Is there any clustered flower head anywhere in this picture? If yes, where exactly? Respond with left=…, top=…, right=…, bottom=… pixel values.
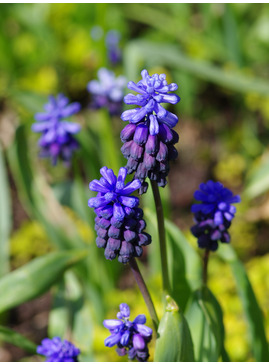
left=87, top=68, right=126, bottom=115
left=32, top=94, right=81, bottom=165
left=37, top=337, right=80, bottom=362
left=105, top=30, right=122, bottom=65
left=120, top=69, right=180, bottom=193
left=191, top=180, right=241, bottom=251
left=88, top=167, right=151, bottom=263
left=104, top=303, right=152, bottom=362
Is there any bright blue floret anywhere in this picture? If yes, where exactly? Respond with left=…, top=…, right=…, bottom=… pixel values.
left=32, top=94, right=81, bottom=165
left=37, top=337, right=80, bottom=362
left=121, top=69, right=180, bottom=135
left=88, top=167, right=151, bottom=263
left=104, top=303, right=152, bottom=362
left=191, top=180, right=241, bottom=251
left=87, top=68, right=126, bottom=115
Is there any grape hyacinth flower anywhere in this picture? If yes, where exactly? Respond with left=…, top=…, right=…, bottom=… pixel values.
left=87, top=68, right=126, bottom=115
left=32, top=94, right=81, bottom=165
left=104, top=303, right=152, bottom=362
left=106, top=30, right=122, bottom=65
left=191, top=180, right=241, bottom=251
left=120, top=70, right=180, bottom=193
left=88, top=167, right=151, bottom=263
left=37, top=337, right=80, bottom=362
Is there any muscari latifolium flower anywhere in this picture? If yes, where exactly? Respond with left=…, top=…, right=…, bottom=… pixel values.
left=32, top=94, right=81, bottom=166
left=120, top=69, right=180, bottom=194
left=87, top=68, right=126, bottom=115
left=104, top=303, right=152, bottom=362
left=191, top=180, right=241, bottom=251
left=37, top=337, right=80, bottom=362
left=88, top=166, right=151, bottom=263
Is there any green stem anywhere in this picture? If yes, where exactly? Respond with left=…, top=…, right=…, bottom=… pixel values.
left=150, top=180, right=171, bottom=294
left=129, top=258, right=159, bottom=333
left=202, top=248, right=210, bottom=285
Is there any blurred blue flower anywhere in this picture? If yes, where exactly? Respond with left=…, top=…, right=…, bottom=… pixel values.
left=90, top=25, right=104, bottom=41
left=121, top=69, right=180, bottom=135
left=191, top=180, right=241, bottom=251
left=120, top=70, right=180, bottom=193
left=88, top=167, right=151, bottom=263
left=106, top=30, right=122, bottom=65
left=87, top=68, right=126, bottom=115
left=37, top=337, right=80, bottom=362
left=104, top=303, right=152, bottom=362
left=32, top=94, right=81, bottom=165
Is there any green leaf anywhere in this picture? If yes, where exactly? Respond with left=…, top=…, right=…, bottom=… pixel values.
left=0, top=250, right=87, bottom=313
left=0, top=145, right=11, bottom=276
left=0, top=325, right=37, bottom=354
left=165, top=219, right=202, bottom=310
left=185, top=286, right=224, bottom=362
left=218, top=244, right=269, bottom=361
left=244, top=158, right=269, bottom=199
left=125, top=40, right=269, bottom=96
left=155, top=296, right=194, bottom=362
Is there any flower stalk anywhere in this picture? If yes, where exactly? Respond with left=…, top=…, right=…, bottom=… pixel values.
left=129, top=258, right=159, bottom=333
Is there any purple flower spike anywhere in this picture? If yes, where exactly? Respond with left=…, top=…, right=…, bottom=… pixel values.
left=191, top=180, right=240, bottom=251
left=87, top=68, right=126, bottom=115
left=37, top=337, right=80, bottom=362
left=103, top=303, right=152, bottom=362
left=88, top=167, right=152, bottom=263
left=106, top=30, right=122, bottom=65
left=120, top=70, right=180, bottom=193
left=32, top=94, right=81, bottom=165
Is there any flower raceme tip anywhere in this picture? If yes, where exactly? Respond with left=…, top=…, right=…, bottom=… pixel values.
left=104, top=303, right=152, bottom=362
left=37, top=337, right=80, bottom=362
left=191, top=180, right=241, bottom=251
left=121, top=69, right=180, bottom=135
left=88, top=167, right=151, bottom=263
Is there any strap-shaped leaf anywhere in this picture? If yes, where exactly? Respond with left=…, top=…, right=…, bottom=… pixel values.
left=218, top=244, right=269, bottom=361
left=0, top=146, right=11, bottom=276
left=0, top=250, right=87, bottom=313
left=185, top=286, right=224, bottom=362
left=154, top=296, right=194, bottom=362
left=0, top=325, right=37, bottom=354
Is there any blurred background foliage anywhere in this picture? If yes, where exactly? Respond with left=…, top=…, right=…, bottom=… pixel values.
left=0, top=3, right=269, bottom=362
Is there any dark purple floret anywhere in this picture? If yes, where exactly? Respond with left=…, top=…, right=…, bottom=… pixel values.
left=37, top=337, right=80, bottom=362
left=87, top=68, right=126, bottom=115
left=88, top=167, right=151, bottom=263
left=104, top=303, right=152, bottom=362
left=32, top=94, right=81, bottom=165
left=190, top=180, right=241, bottom=251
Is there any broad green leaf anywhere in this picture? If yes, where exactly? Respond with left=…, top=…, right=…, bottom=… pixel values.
left=155, top=296, right=194, bottom=362
left=185, top=286, right=224, bottom=362
left=125, top=40, right=269, bottom=96
left=0, top=146, right=11, bottom=276
left=0, top=325, right=37, bottom=354
left=0, top=250, right=87, bottom=313
left=218, top=244, right=269, bottom=361
left=165, top=219, right=202, bottom=310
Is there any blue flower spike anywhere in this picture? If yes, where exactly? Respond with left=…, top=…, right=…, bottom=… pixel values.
left=88, top=167, right=151, bottom=263
left=37, top=337, right=80, bottom=362
left=87, top=68, right=126, bottom=115
left=104, top=303, right=152, bottom=362
left=191, top=180, right=241, bottom=251
left=120, top=69, right=180, bottom=193
left=32, top=94, right=81, bottom=165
